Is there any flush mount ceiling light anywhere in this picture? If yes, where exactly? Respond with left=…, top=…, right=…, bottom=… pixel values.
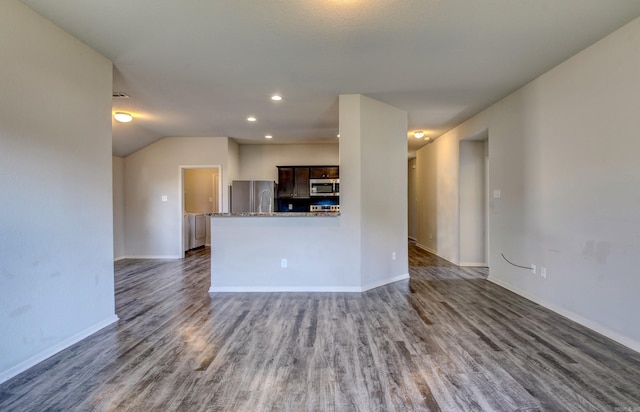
left=414, top=131, right=425, bottom=139
left=247, top=116, right=257, bottom=122
left=265, top=135, right=273, bottom=139
left=114, top=112, right=133, bottom=123
left=271, top=95, right=282, bottom=101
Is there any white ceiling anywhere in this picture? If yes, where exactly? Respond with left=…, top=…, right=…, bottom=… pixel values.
left=19, top=0, right=640, bottom=157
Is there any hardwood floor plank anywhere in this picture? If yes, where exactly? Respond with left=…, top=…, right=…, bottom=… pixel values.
left=1, top=245, right=639, bottom=411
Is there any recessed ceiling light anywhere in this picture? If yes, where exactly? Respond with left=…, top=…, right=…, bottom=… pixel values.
left=265, top=135, right=273, bottom=139
left=247, top=116, right=257, bottom=122
left=114, top=112, right=133, bottom=123
left=337, top=134, right=340, bottom=138
left=271, top=95, right=282, bottom=101
left=414, top=131, right=425, bottom=139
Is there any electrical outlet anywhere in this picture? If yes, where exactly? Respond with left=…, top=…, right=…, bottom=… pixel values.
left=281, top=259, right=287, bottom=268
left=161, top=195, right=168, bottom=202
left=392, top=252, right=396, bottom=260
left=531, top=264, right=536, bottom=275
left=541, top=267, right=547, bottom=278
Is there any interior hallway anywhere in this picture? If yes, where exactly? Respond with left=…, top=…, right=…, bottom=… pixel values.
left=0, top=245, right=639, bottom=411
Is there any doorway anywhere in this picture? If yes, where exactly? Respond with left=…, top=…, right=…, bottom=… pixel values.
left=180, top=166, right=222, bottom=257
left=459, top=132, right=489, bottom=267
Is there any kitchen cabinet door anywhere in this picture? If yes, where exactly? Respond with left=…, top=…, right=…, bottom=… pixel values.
left=295, top=167, right=310, bottom=198
left=324, top=166, right=339, bottom=179
left=277, top=167, right=310, bottom=198
left=310, top=166, right=339, bottom=179
left=277, top=167, right=294, bottom=198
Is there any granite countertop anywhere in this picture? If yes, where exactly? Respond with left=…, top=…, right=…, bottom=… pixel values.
left=206, top=212, right=340, bottom=217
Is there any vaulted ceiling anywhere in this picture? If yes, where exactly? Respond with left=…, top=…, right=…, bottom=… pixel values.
left=19, top=0, right=640, bottom=157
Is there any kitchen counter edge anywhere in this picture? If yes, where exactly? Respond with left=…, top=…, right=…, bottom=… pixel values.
left=206, top=212, right=340, bottom=217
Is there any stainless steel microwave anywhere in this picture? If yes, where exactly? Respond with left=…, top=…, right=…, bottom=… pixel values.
left=310, top=178, right=339, bottom=196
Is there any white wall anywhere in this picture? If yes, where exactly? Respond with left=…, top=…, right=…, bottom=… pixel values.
left=210, top=95, right=408, bottom=292
left=124, top=137, right=231, bottom=258
left=227, top=139, right=240, bottom=184
left=408, top=158, right=418, bottom=240
left=415, top=16, right=640, bottom=350
left=211, top=216, right=360, bottom=291
left=415, top=141, right=440, bottom=255
left=357, top=95, right=409, bottom=289
left=459, top=140, right=486, bottom=266
left=239, top=143, right=339, bottom=181
left=0, top=0, right=117, bottom=382
left=113, top=157, right=126, bottom=260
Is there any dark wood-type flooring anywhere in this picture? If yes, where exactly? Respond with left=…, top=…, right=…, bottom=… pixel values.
left=1, top=244, right=640, bottom=411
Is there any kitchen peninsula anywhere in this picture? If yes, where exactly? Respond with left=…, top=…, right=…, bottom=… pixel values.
left=208, top=94, right=408, bottom=295
left=208, top=211, right=355, bottom=293
left=208, top=211, right=339, bottom=217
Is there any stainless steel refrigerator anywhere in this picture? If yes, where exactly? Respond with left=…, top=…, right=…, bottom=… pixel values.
left=230, top=180, right=275, bottom=213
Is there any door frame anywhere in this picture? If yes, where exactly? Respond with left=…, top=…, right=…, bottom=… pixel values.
left=179, top=165, right=222, bottom=258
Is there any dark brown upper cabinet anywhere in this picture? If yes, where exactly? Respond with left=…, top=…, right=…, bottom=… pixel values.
left=277, top=167, right=310, bottom=198
left=310, top=166, right=339, bottom=179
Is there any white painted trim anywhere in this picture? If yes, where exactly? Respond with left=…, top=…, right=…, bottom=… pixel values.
left=0, top=314, right=119, bottom=384
left=209, top=274, right=412, bottom=294
left=114, top=256, right=127, bottom=262
left=415, top=243, right=437, bottom=255
left=122, top=255, right=181, bottom=260
left=459, top=261, right=488, bottom=267
left=361, top=273, right=410, bottom=292
left=209, top=286, right=362, bottom=293
left=180, top=165, right=222, bottom=258
left=487, top=277, right=640, bottom=354
left=415, top=243, right=460, bottom=266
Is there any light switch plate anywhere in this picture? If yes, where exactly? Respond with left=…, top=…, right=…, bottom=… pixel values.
left=493, top=190, right=502, bottom=199
left=161, top=195, right=168, bottom=202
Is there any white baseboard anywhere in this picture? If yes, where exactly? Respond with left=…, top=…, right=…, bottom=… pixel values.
left=114, top=256, right=126, bottom=262
left=209, top=286, right=362, bottom=293
left=0, top=314, right=119, bottom=384
left=209, top=274, right=411, bottom=294
left=459, top=261, right=488, bottom=267
left=361, top=273, right=410, bottom=292
left=415, top=244, right=460, bottom=265
left=122, top=255, right=180, bottom=260
left=415, top=243, right=437, bottom=255
left=488, top=277, right=640, bottom=354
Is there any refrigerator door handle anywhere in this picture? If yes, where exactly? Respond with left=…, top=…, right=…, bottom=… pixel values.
left=249, top=182, right=254, bottom=213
